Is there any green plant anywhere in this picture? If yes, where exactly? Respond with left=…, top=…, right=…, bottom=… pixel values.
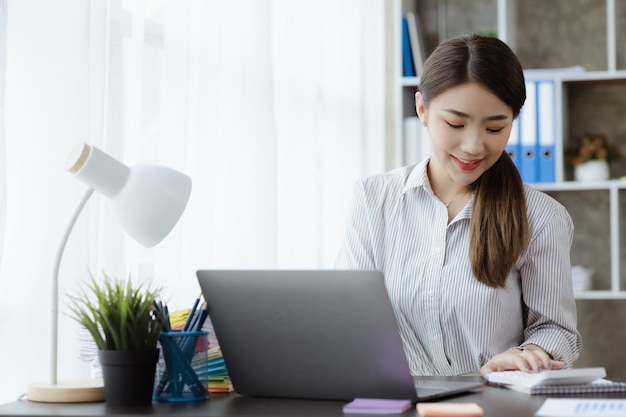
left=564, top=134, right=622, bottom=167
left=476, top=30, right=498, bottom=38
left=67, top=273, right=164, bottom=351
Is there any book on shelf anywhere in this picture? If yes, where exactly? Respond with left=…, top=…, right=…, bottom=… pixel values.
left=405, top=12, right=425, bottom=76
left=501, top=378, right=626, bottom=395
left=512, top=77, right=557, bottom=184
left=401, top=15, right=415, bottom=77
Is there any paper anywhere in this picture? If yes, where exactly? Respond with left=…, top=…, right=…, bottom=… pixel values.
left=535, top=399, right=626, bottom=416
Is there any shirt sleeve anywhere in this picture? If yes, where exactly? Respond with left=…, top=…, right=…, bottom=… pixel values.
left=519, top=200, right=582, bottom=366
left=334, top=180, right=377, bottom=270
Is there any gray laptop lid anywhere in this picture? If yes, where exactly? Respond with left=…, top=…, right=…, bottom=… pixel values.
left=196, top=269, right=482, bottom=401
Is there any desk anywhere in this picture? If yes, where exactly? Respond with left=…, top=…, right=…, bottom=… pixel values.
left=1, top=385, right=626, bottom=417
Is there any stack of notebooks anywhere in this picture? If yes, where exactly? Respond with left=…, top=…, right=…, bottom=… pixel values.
left=208, top=347, right=232, bottom=393
left=204, top=317, right=233, bottom=393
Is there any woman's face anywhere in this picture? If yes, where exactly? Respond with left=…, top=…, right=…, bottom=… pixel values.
left=415, top=82, right=513, bottom=188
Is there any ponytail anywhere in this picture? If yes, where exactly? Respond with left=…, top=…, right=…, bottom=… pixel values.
left=469, top=152, right=529, bottom=288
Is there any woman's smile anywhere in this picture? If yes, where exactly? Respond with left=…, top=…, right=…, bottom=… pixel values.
left=452, top=155, right=483, bottom=171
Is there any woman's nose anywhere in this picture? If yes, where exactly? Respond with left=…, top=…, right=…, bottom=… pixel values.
left=459, top=129, right=485, bottom=155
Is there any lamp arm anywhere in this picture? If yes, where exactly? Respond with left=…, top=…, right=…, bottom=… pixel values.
left=50, top=187, right=94, bottom=385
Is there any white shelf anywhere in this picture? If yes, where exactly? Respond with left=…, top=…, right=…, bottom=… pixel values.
left=560, top=70, right=626, bottom=82
left=531, top=180, right=626, bottom=192
left=574, top=291, right=626, bottom=300
left=399, top=77, right=419, bottom=87
left=533, top=180, right=623, bottom=298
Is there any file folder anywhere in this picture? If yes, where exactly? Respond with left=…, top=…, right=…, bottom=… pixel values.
left=401, top=15, right=415, bottom=77
left=519, top=81, right=538, bottom=182
left=406, top=12, right=425, bottom=75
left=537, top=80, right=556, bottom=183
left=506, top=118, right=521, bottom=172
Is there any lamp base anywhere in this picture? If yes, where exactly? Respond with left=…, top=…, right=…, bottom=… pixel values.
left=27, top=379, right=105, bottom=403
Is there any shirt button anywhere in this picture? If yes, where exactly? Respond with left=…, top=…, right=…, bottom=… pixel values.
left=428, top=290, right=435, bottom=297
left=432, top=335, right=439, bottom=342
left=434, top=247, right=441, bottom=254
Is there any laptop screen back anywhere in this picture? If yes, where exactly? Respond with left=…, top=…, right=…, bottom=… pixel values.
left=196, top=269, right=418, bottom=401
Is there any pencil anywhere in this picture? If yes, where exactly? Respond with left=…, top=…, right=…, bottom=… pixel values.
left=183, top=293, right=202, bottom=331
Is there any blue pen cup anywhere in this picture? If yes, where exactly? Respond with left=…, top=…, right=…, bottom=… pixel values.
left=153, top=330, right=210, bottom=402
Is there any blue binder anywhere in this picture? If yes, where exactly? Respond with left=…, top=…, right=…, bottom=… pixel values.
left=519, top=81, right=539, bottom=183
left=506, top=118, right=521, bottom=172
left=537, top=80, right=556, bottom=183
left=401, top=15, right=415, bottom=77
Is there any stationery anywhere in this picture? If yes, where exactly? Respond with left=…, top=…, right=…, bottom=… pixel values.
left=537, top=79, right=556, bottom=182
left=535, top=399, right=626, bottom=416
left=519, top=80, right=538, bottom=182
left=504, top=378, right=626, bottom=395
left=416, top=402, right=483, bottom=417
left=343, top=398, right=412, bottom=414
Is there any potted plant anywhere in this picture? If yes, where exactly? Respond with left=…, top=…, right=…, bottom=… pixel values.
left=564, top=134, right=622, bottom=181
left=67, top=273, right=164, bottom=406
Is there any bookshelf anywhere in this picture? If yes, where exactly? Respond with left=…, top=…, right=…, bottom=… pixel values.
left=393, top=0, right=626, bottom=298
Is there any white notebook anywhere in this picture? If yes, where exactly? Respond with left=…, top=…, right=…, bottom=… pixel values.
left=487, top=367, right=606, bottom=388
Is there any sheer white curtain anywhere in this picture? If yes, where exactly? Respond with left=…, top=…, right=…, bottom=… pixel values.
left=0, top=0, right=385, bottom=404
left=0, top=0, right=6, bottom=267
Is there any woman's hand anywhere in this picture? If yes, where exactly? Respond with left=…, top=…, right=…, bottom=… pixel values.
left=480, top=344, right=566, bottom=378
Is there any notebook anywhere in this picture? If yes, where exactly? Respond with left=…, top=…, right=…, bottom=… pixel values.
left=500, top=378, right=626, bottom=395
left=196, top=269, right=483, bottom=401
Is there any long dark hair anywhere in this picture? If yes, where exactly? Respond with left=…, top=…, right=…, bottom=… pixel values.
left=418, top=33, right=529, bottom=288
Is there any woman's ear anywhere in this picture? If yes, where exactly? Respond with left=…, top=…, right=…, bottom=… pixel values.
left=415, top=91, right=427, bottom=126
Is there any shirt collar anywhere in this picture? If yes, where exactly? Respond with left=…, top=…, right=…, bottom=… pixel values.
left=402, top=158, right=475, bottom=220
left=403, top=158, right=431, bottom=195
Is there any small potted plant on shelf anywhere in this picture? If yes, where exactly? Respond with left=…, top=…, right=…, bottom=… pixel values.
left=67, top=273, right=164, bottom=406
left=564, top=134, right=622, bottom=181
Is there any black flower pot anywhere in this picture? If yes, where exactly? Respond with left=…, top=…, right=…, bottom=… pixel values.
left=98, top=349, right=159, bottom=407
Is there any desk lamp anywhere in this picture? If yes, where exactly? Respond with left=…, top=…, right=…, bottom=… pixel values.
left=26, top=143, right=192, bottom=403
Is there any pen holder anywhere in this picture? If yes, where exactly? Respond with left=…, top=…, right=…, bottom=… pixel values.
left=153, top=329, right=210, bottom=402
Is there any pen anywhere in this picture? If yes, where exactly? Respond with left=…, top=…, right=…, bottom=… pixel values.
left=183, top=293, right=202, bottom=331
left=189, top=302, right=208, bottom=332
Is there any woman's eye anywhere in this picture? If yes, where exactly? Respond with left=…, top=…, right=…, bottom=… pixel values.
left=446, top=122, right=463, bottom=129
left=487, top=127, right=505, bottom=133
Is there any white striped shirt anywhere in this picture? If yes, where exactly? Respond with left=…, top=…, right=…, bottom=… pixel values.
left=335, top=160, right=582, bottom=376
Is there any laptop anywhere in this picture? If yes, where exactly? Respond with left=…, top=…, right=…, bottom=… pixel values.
left=196, top=269, right=483, bottom=401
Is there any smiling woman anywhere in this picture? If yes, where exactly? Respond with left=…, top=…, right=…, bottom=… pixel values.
left=0, top=0, right=385, bottom=404
left=336, top=33, right=581, bottom=378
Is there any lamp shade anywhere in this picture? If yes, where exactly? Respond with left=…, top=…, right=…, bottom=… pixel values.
left=66, top=143, right=192, bottom=247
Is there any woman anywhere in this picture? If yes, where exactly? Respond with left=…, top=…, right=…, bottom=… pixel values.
left=335, top=33, right=581, bottom=376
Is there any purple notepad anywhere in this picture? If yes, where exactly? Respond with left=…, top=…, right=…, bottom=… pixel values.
left=343, top=398, right=413, bottom=414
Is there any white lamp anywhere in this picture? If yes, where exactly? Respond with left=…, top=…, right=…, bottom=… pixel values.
left=27, top=143, right=192, bottom=403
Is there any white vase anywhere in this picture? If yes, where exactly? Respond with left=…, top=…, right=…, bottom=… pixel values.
left=574, top=160, right=610, bottom=182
